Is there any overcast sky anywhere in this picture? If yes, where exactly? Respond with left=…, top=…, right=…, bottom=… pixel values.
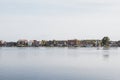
left=0, top=0, right=120, bottom=41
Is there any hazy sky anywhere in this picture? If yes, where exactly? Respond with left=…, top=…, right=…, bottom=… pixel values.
left=0, top=0, right=120, bottom=41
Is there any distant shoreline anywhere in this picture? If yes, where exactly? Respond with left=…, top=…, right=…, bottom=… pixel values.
left=0, top=38, right=120, bottom=47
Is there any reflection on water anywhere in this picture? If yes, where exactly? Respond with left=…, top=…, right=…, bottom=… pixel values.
left=103, top=54, right=109, bottom=58
left=103, top=47, right=110, bottom=50
left=0, top=47, right=120, bottom=80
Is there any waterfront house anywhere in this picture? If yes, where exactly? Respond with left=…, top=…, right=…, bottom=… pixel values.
left=95, top=40, right=101, bottom=47
left=0, top=40, right=6, bottom=47
left=46, top=40, right=54, bottom=47
left=39, top=41, right=42, bottom=46
left=17, top=39, right=28, bottom=47
left=68, top=39, right=80, bottom=47
left=117, top=41, right=120, bottom=47
left=32, top=40, right=40, bottom=47
left=80, top=40, right=96, bottom=47
left=41, top=40, right=47, bottom=46
left=6, top=42, right=17, bottom=47
left=109, top=41, right=118, bottom=47
left=28, top=40, right=33, bottom=47
left=56, top=40, right=67, bottom=47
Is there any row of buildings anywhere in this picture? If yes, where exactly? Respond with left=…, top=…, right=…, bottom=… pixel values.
left=0, top=39, right=120, bottom=47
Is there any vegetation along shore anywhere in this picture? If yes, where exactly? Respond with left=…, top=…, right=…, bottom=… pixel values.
left=0, top=37, right=119, bottom=47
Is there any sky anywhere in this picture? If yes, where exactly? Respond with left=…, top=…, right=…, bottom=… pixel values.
left=0, top=0, right=120, bottom=41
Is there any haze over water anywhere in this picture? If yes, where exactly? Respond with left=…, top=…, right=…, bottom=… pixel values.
left=0, top=47, right=120, bottom=80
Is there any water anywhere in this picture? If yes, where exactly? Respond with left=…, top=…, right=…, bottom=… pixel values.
left=0, top=47, right=120, bottom=80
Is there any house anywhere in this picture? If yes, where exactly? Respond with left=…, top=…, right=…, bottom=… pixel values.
left=110, top=41, right=118, bottom=47
left=6, top=42, right=17, bottom=47
left=95, top=40, right=101, bottom=47
left=80, top=40, right=96, bottom=47
left=68, top=39, right=80, bottom=47
left=17, top=39, right=28, bottom=47
left=32, top=40, right=40, bottom=47
left=28, top=40, right=33, bottom=47
left=117, top=41, right=120, bottom=47
left=56, top=40, right=67, bottom=47
left=0, top=40, right=6, bottom=47
left=46, top=40, right=54, bottom=47
left=41, top=40, right=47, bottom=46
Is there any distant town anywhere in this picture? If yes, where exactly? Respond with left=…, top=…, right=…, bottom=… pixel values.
left=0, top=37, right=120, bottom=47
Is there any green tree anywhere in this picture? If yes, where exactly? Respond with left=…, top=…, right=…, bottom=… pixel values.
left=101, top=36, right=110, bottom=47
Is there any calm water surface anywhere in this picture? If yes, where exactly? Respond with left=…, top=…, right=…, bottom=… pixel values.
left=0, top=47, right=120, bottom=80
